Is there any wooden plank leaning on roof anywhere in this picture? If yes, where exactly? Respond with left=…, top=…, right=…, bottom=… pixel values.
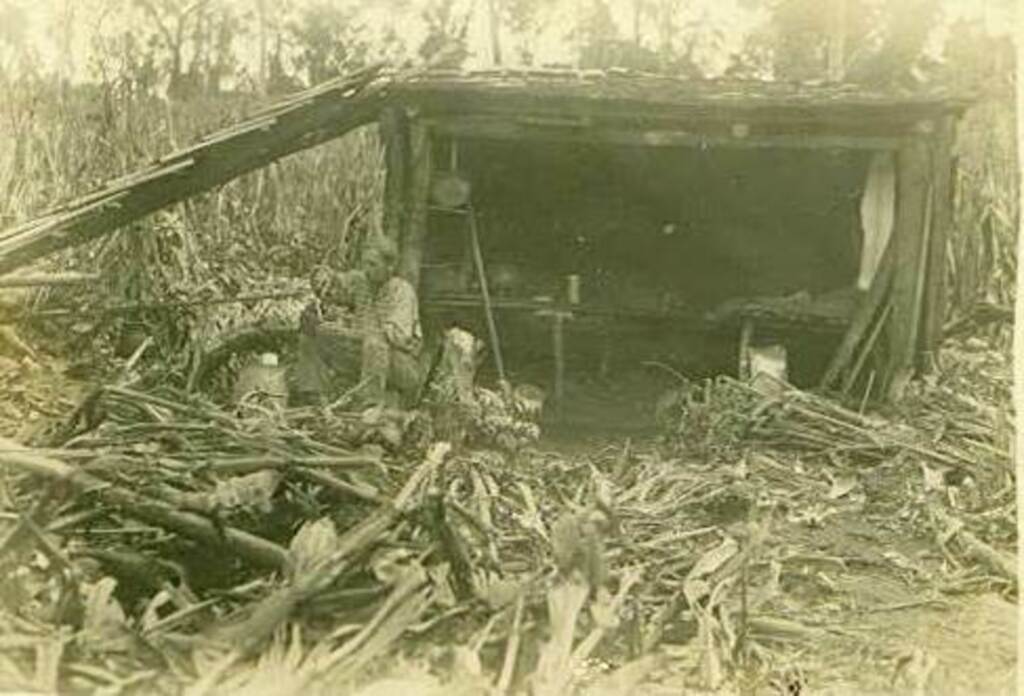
left=0, top=65, right=389, bottom=276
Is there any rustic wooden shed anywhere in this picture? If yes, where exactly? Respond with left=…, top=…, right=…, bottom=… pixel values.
left=380, top=71, right=970, bottom=400
left=0, top=66, right=971, bottom=400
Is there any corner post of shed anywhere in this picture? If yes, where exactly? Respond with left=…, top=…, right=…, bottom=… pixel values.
left=396, top=116, right=432, bottom=290
left=380, top=105, right=410, bottom=254
left=919, top=115, right=956, bottom=367
left=886, top=134, right=932, bottom=400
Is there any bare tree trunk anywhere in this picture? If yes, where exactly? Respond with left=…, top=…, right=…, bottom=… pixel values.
left=633, top=0, right=642, bottom=46
left=826, top=0, right=847, bottom=81
left=656, top=0, right=673, bottom=72
left=487, top=0, right=502, bottom=66
left=257, top=0, right=269, bottom=95
left=59, top=0, right=75, bottom=97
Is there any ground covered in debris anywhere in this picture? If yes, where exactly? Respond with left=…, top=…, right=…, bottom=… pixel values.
left=0, top=332, right=1015, bottom=696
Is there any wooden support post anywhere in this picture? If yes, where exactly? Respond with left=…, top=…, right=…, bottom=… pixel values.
left=380, top=106, right=409, bottom=252
left=919, top=116, right=956, bottom=364
left=738, top=319, right=754, bottom=379
left=886, top=140, right=931, bottom=401
left=552, top=312, right=566, bottom=418
left=398, top=120, right=431, bottom=290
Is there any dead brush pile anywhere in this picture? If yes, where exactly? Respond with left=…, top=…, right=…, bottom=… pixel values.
left=0, top=335, right=1015, bottom=695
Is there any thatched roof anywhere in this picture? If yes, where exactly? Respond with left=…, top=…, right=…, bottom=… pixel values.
left=0, top=65, right=971, bottom=275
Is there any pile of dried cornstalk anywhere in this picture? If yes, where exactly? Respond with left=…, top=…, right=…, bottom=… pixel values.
left=0, top=338, right=1014, bottom=694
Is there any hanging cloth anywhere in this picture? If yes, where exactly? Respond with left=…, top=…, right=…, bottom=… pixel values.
left=857, top=151, right=896, bottom=291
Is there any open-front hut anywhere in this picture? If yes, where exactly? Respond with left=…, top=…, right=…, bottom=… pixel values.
left=0, top=66, right=971, bottom=406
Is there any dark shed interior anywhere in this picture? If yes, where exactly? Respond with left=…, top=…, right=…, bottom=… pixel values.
left=434, top=138, right=868, bottom=308
left=383, top=73, right=969, bottom=430
left=419, top=136, right=868, bottom=419
left=419, top=136, right=874, bottom=429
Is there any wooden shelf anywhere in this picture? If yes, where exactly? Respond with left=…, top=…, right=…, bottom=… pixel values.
left=422, top=294, right=850, bottom=334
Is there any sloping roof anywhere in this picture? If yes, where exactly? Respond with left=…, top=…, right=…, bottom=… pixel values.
left=395, top=68, right=972, bottom=123
left=0, top=65, right=972, bottom=276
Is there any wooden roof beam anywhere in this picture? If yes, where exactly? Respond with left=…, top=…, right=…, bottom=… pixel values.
left=427, top=116, right=905, bottom=151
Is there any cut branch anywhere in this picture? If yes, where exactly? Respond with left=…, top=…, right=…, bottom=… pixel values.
left=0, top=436, right=290, bottom=570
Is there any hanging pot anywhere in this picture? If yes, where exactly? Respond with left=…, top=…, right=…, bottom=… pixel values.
left=431, top=172, right=471, bottom=208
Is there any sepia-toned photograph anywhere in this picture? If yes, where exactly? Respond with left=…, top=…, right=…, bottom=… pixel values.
left=0, top=0, right=1018, bottom=693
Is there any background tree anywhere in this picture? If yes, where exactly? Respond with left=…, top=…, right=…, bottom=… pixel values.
left=287, top=1, right=370, bottom=85
left=418, top=0, right=472, bottom=68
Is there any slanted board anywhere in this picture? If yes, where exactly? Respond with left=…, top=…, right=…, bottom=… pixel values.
left=0, top=66, right=389, bottom=276
left=886, top=139, right=931, bottom=400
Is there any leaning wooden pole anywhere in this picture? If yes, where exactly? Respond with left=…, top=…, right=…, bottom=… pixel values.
left=466, top=204, right=506, bottom=384
left=819, top=243, right=894, bottom=391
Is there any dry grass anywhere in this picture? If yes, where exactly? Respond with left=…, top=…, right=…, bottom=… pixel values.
left=950, top=97, right=1017, bottom=343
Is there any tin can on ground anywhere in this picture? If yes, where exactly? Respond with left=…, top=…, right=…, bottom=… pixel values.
left=234, top=352, right=289, bottom=409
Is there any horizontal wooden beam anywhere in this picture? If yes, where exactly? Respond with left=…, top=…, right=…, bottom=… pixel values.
left=427, top=117, right=903, bottom=150
left=402, top=84, right=965, bottom=130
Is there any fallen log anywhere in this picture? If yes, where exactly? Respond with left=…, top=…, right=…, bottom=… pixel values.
left=0, top=436, right=290, bottom=571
